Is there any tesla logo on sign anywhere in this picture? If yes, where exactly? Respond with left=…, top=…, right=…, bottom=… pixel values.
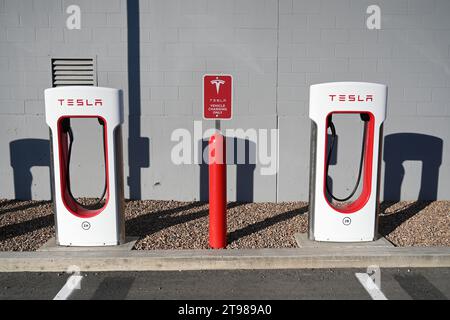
left=203, top=74, right=232, bottom=120
left=210, top=78, right=225, bottom=94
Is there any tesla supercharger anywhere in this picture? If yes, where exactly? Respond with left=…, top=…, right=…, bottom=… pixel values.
left=45, top=86, right=125, bottom=246
left=308, top=82, right=387, bottom=242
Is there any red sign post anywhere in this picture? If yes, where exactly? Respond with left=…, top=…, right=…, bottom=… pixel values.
left=203, top=74, right=232, bottom=249
left=203, top=74, right=232, bottom=120
left=208, top=133, right=227, bottom=249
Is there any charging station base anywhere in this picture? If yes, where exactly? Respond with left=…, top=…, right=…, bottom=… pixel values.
left=294, top=233, right=394, bottom=248
left=37, top=237, right=138, bottom=252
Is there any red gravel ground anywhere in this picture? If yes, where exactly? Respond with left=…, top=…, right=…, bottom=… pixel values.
left=0, top=199, right=448, bottom=251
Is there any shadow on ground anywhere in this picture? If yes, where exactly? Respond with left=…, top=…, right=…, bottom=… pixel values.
left=0, top=199, right=446, bottom=250
left=227, top=205, right=308, bottom=244
left=126, top=202, right=243, bottom=239
left=0, top=200, right=53, bottom=243
left=378, top=201, right=432, bottom=237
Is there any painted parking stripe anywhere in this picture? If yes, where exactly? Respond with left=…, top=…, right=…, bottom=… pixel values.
left=53, top=275, right=83, bottom=300
left=355, top=273, right=388, bottom=300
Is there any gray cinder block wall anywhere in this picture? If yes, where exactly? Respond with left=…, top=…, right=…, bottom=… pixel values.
left=0, top=0, right=449, bottom=202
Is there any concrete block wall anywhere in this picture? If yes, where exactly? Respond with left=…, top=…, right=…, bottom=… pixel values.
left=0, top=0, right=449, bottom=202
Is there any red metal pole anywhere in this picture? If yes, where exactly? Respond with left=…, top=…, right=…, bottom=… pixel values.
left=208, top=132, right=227, bottom=249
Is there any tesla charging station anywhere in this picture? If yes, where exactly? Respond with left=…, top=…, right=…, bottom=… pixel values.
left=308, top=82, right=387, bottom=242
left=45, top=86, right=125, bottom=246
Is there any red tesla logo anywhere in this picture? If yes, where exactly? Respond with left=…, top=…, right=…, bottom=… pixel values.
left=57, top=98, right=103, bottom=107
left=329, top=94, right=373, bottom=102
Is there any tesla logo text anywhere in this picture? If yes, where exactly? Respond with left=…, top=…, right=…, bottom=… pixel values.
left=329, top=94, right=373, bottom=102
left=210, top=77, right=225, bottom=94
left=57, top=98, right=103, bottom=107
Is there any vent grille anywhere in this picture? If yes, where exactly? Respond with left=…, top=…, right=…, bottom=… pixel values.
left=51, top=58, right=97, bottom=87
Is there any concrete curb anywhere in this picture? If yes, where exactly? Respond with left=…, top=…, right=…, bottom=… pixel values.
left=1, top=247, right=450, bottom=272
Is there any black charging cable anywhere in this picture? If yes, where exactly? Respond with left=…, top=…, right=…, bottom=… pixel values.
left=62, top=118, right=107, bottom=209
left=325, top=113, right=369, bottom=202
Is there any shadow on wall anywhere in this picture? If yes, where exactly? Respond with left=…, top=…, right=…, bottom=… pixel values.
left=379, top=133, right=443, bottom=236
left=9, top=139, right=50, bottom=200
left=199, top=137, right=256, bottom=202
left=383, top=133, right=443, bottom=201
left=127, top=0, right=150, bottom=200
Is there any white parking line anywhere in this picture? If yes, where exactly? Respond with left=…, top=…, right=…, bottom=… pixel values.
left=53, top=275, right=83, bottom=300
left=355, top=273, right=388, bottom=300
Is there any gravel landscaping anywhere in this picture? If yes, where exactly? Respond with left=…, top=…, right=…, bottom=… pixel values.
left=0, top=199, right=448, bottom=251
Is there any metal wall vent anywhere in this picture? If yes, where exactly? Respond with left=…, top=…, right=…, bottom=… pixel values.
left=51, top=57, right=97, bottom=87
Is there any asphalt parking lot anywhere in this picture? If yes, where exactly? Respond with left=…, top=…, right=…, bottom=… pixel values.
left=0, top=268, right=448, bottom=300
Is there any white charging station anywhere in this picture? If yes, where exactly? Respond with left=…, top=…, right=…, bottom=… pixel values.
left=308, top=82, right=387, bottom=242
left=45, top=86, right=125, bottom=246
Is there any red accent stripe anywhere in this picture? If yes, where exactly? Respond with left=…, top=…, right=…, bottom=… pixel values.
left=57, top=116, right=110, bottom=218
left=322, top=111, right=375, bottom=214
